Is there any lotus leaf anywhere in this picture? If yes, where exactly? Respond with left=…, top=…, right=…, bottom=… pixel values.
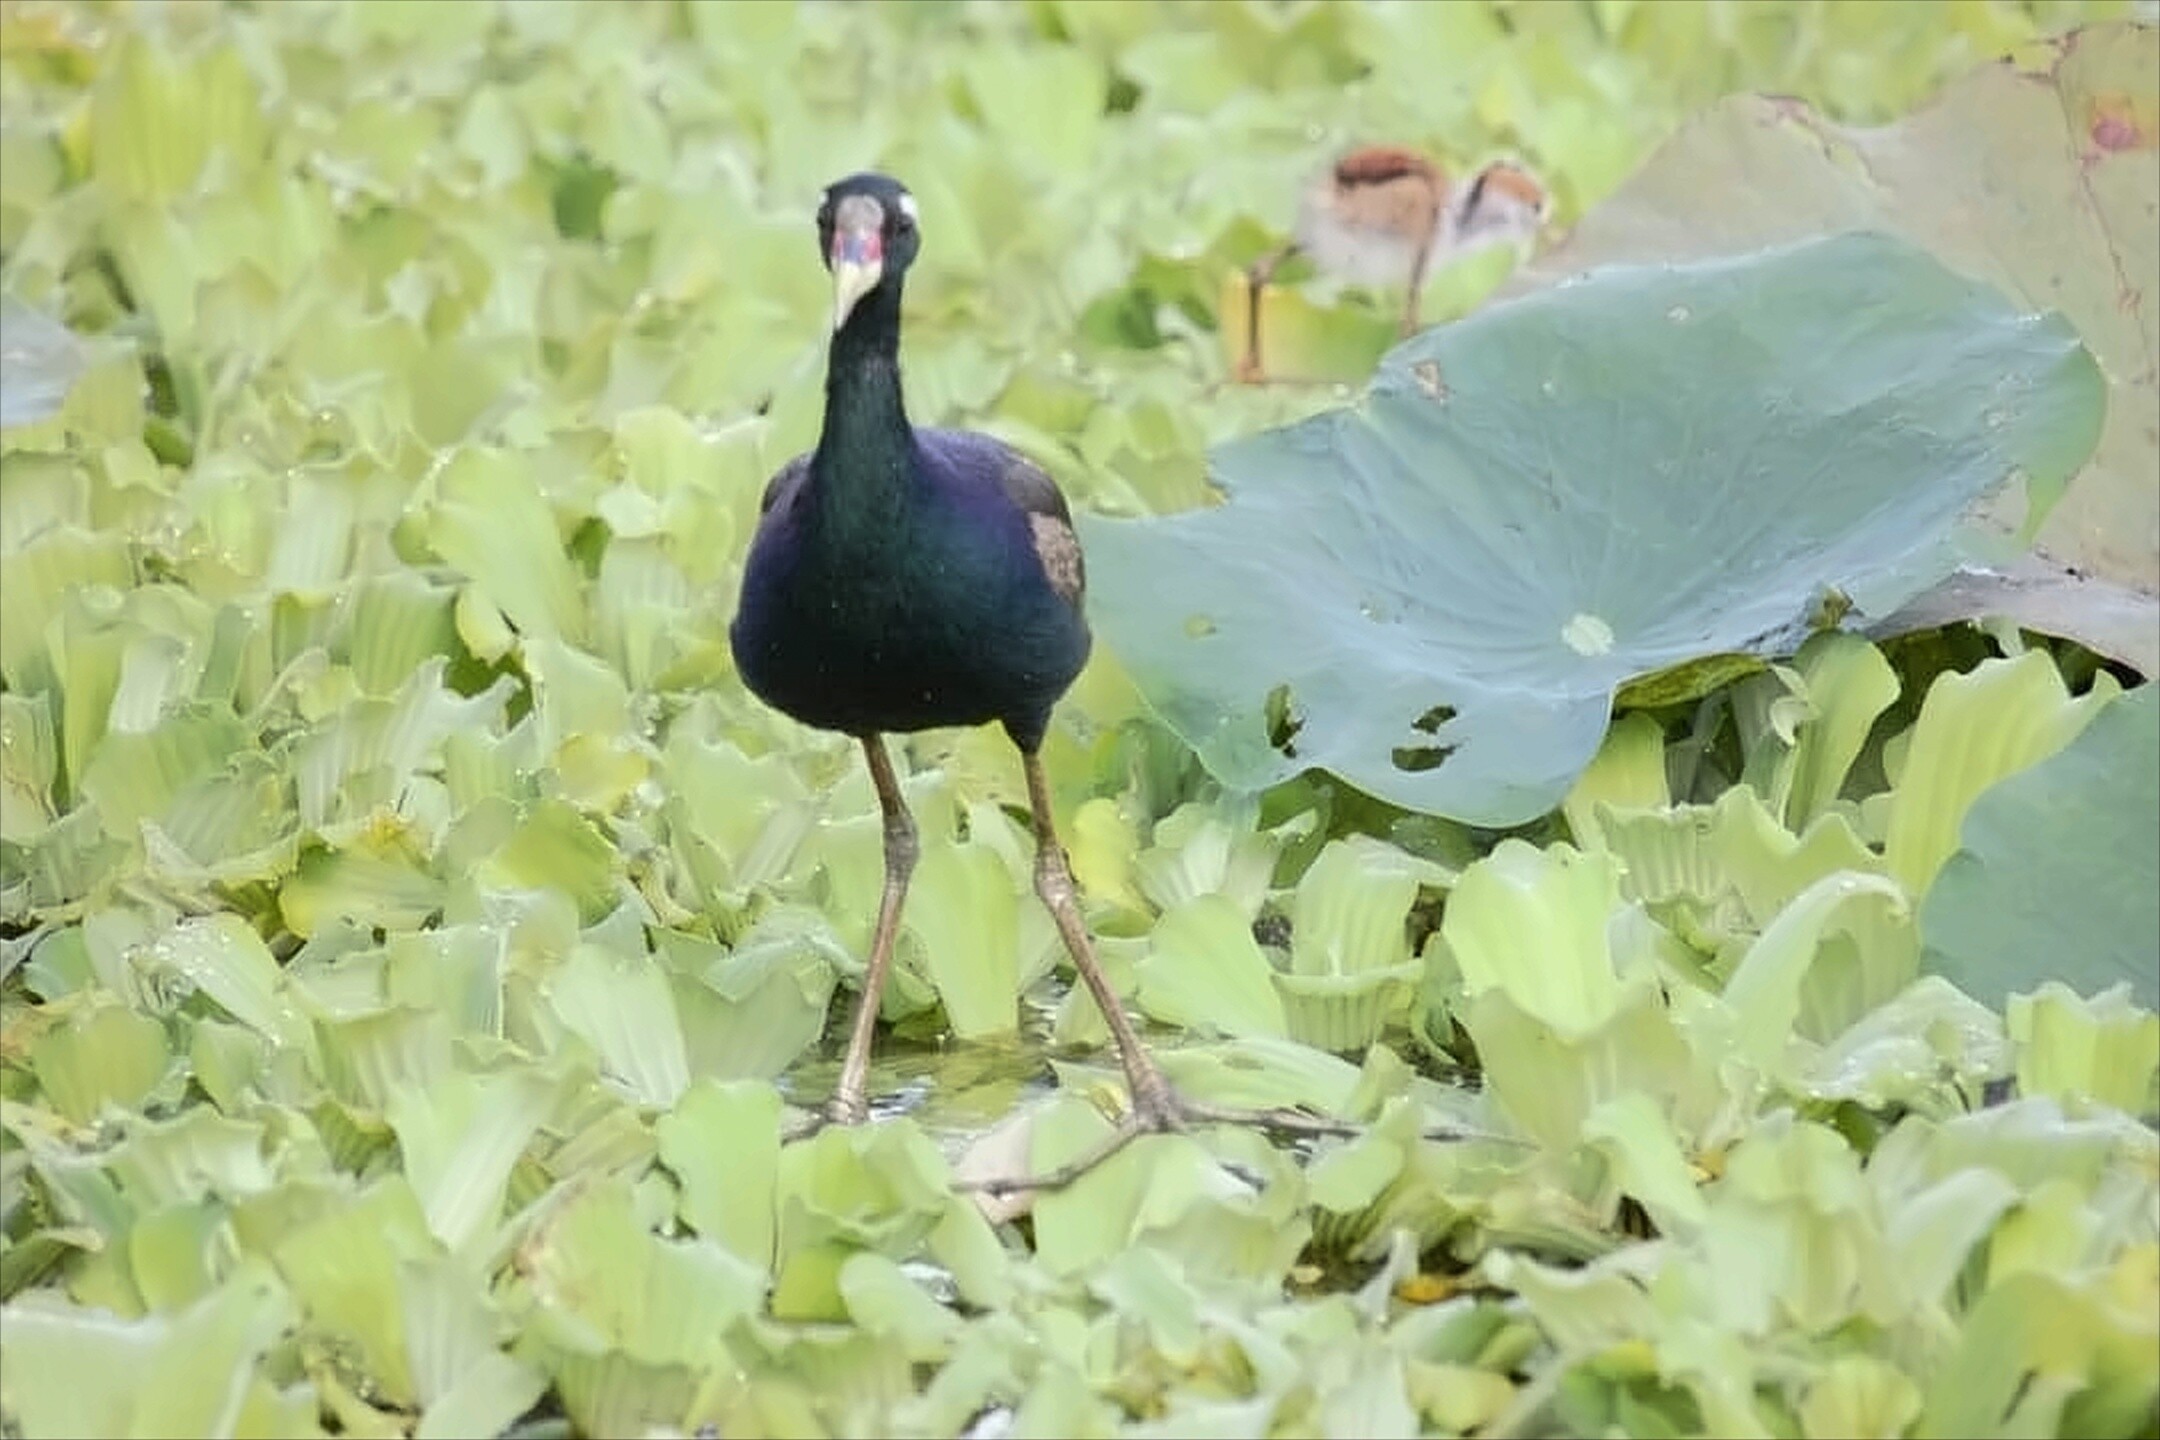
left=1922, top=682, right=2160, bottom=1008
left=1087, top=233, right=2102, bottom=824
left=1505, top=20, right=2160, bottom=660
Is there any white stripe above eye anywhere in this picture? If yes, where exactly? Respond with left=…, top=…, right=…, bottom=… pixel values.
left=896, top=192, right=918, bottom=223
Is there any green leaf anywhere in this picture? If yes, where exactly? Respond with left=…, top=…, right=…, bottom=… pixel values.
left=1783, top=631, right=1902, bottom=831
left=29, top=1000, right=171, bottom=1124
left=1443, top=841, right=1627, bottom=1037
left=1028, top=1097, right=1307, bottom=1284
left=1288, top=836, right=1450, bottom=977
left=1799, top=1355, right=1923, bottom=1440
left=1088, top=233, right=2103, bottom=824
left=1801, top=977, right=2005, bottom=1110
left=1131, top=801, right=1288, bottom=919
left=2007, top=983, right=2160, bottom=1115
left=545, top=942, right=690, bottom=1108
left=385, top=1067, right=561, bottom=1255
left=146, top=914, right=318, bottom=1058
left=399, top=1255, right=545, bottom=1430
left=1921, top=682, right=2158, bottom=1008
left=1885, top=650, right=2117, bottom=899
left=420, top=447, right=586, bottom=646
left=771, top=1121, right=955, bottom=1320
left=88, top=34, right=268, bottom=206
left=1509, top=21, right=2158, bottom=600
left=268, top=1178, right=439, bottom=1406
left=1134, top=894, right=1288, bottom=1040
left=1580, top=1091, right=1708, bottom=1237
left=517, top=1173, right=764, bottom=1366
left=654, top=1078, right=782, bottom=1269
left=1917, top=1269, right=2160, bottom=1439
left=908, top=834, right=1022, bottom=1040
left=1720, top=871, right=1914, bottom=1060
left=659, top=919, right=839, bottom=1082
left=1561, top=711, right=1670, bottom=850
left=475, top=798, right=620, bottom=925
left=0, top=1262, right=295, bottom=1438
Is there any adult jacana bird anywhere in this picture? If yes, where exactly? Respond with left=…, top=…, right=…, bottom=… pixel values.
left=1236, top=148, right=1550, bottom=383
left=730, top=172, right=1182, bottom=1133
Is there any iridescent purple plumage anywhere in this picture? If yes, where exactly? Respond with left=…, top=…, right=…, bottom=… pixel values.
left=728, top=172, right=1173, bottom=1135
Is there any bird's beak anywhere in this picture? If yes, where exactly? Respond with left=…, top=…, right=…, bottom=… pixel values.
left=830, top=223, right=884, bottom=332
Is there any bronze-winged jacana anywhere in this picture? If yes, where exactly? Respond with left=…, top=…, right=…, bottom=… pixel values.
left=729, top=172, right=1184, bottom=1133
left=1236, top=147, right=1551, bottom=382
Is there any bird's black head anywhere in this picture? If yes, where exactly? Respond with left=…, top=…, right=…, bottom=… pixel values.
left=817, top=172, right=919, bottom=333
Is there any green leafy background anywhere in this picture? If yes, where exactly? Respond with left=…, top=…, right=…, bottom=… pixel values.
left=2, top=3, right=2154, bottom=1438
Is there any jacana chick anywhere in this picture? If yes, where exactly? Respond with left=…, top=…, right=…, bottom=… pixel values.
left=730, top=173, right=1182, bottom=1132
left=1237, top=147, right=1550, bottom=382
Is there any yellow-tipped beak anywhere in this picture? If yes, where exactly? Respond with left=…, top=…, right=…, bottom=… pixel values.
left=830, top=226, right=884, bottom=332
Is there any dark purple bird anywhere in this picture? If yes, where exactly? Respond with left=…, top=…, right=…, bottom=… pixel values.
left=731, top=172, right=1181, bottom=1131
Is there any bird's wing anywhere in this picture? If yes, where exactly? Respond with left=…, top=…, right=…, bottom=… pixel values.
left=758, top=452, right=812, bottom=515
left=923, top=430, right=1087, bottom=607
left=990, top=447, right=1086, bottom=608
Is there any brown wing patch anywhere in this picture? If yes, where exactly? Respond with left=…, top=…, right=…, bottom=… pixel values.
left=1333, top=145, right=1437, bottom=190
left=1326, top=147, right=1447, bottom=244
left=1470, top=162, right=1550, bottom=213
left=1028, top=512, right=1085, bottom=606
left=988, top=448, right=1085, bottom=604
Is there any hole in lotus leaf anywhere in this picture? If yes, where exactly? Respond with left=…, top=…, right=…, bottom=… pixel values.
left=1562, top=612, right=1616, bottom=656
left=1411, top=704, right=1456, bottom=734
left=1667, top=304, right=1692, bottom=322
left=1264, top=683, right=1303, bottom=758
left=1184, top=613, right=1217, bottom=638
left=1411, top=360, right=1446, bottom=399
left=1391, top=741, right=1454, bottom=773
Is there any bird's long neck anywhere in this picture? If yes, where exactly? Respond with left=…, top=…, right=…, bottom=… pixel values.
left=813, top=280, right=915, bottom=529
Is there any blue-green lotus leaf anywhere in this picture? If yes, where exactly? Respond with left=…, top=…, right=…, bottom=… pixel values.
left=1084, top=233, right=2103, bottom=825
left=1922, top=682, right=2159, bottom=1009
left=0, top=298, right=89, bottom=430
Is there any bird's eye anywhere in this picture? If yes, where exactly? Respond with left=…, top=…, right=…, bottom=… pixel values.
left=894, top=193, right=919, bottom=233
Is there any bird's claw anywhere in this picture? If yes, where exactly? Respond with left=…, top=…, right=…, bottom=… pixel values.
left=1125, top=1070, right=1189, bottom=1136
left=777, top=1092, right=868, bottom=1145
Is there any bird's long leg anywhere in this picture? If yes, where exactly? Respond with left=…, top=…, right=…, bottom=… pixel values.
left=1399, top=235, right=1434, bottom=339
left=1021, top=749, right=1183, bottom=1129
left=1236, top=242, right=1301, bottom=384
left=948, top=750, right=1520, bottom=1194
left=827, top=733, right=919, bottom=1126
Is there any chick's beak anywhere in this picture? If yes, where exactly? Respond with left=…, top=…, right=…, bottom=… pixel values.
left=830, top=223, right=884, bottom=332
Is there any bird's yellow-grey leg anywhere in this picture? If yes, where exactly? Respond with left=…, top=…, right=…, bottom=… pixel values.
left=942, top=750, right=1529, bottom=1195
left=1400, top=235, right=1434, bottom=338
left=828, top=733, right=918, bottom=1126
left=1237, top=242, right=1301, bottom=384
left=1022, top=749, right=1182, bottom=1127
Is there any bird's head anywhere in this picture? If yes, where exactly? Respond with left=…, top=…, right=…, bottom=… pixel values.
left=818, top=172, right=920, bottom=333
left=1447, top=161, right=1552, bottom=253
